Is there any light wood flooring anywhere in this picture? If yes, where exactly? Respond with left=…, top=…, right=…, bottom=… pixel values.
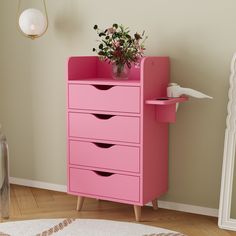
left=2, top=184, right=236, bottom=236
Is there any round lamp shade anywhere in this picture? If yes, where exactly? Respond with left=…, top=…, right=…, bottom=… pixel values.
left=19, top=8, right=47, bottom=38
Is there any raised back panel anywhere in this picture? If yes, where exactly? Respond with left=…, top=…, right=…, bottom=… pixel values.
left=68, top=56, right=141, bottom=81
left=68, top=57, right=98, bottom=80
left=96, top=59, right=112, bottom=78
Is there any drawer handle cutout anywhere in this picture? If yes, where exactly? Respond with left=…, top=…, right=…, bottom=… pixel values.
left=93, top=114, right=115, bottom=120
left=93, top=142, right=115, bottom=149
left=93, top=85, right=114, bottom=90
left=94, top=171, right=114, bottom=177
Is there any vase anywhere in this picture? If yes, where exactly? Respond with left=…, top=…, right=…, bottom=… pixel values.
left=112, top=63, right=130, bottom=80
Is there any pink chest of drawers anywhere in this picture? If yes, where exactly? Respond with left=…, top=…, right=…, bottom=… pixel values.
left=67, top=56, right=169, bottom=221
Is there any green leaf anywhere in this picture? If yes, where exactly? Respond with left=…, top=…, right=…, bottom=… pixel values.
left=99, top=32, right=106, bottom=37
left=93, top=23, right=147, bottom=64
left=113, top=23, right=118, bottom=28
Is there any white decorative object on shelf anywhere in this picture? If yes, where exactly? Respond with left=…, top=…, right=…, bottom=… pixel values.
left=167, top=83, right=212, bottom=99
left=167, top=83, right=212, bottom=110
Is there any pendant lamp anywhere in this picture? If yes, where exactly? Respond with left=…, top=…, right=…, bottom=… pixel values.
left=18, top=0, right=48, bottom=39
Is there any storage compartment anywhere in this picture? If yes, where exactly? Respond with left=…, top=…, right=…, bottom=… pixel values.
left=68, top=112, right=140, bottom=143
left=68, top=84, right=140, bottom=113
left=69, top=140, right=140, bottom=173
left=69, top=168, right=140, bottom=202
left=68, top=56, right=140, bottom=81
left=146, top=96, right=188, bottom=123
left=66, top=56, right=170, bottom=212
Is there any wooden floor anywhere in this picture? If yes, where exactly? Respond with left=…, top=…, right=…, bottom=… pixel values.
left=2, top=184, right=236, bottom=236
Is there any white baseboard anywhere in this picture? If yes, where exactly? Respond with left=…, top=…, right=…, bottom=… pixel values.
left=10, top=177, right=218, bottom=217
left=10, top=177, right=67, bottom=192
left=156, top=200, right=218, bottom=217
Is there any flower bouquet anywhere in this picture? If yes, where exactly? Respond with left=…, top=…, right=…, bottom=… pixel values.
left=93, top=23, right=147, bottom=79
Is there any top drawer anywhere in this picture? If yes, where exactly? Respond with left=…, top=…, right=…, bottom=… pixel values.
left=68, top=84, right=140, bottom=113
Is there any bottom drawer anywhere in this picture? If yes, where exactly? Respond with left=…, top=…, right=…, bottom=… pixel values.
left=69, top=168, right=139, bottom=202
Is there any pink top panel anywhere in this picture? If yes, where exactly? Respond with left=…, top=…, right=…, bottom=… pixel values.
left=68, top=56, right=141, bottom=81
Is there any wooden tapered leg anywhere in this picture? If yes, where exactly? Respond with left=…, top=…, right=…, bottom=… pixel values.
left=133, top=205, right=141, bottom=222
left=76, top=196, right=84, bottom=211
left=152, top=198, right=158, bottom=210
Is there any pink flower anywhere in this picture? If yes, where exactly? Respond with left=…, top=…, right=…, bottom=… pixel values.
left=112, top=41, right=120, bottom=47
left=134, top=41, right=140, bottom=47
left=107, top=27, right=116, bottom=34
left=139, top=48, right=144, bottom=54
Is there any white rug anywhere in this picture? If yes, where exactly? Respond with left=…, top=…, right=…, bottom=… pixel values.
left=0, top=218, right=185, bottom=236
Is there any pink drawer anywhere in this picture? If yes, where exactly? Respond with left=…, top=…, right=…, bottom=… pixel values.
left=69, top=140, right=140, bottom=173
left=69, top=168, right=140, bottom=202
left=68, top=113, right=140, bottom=143
left=68, top=84, right=140, bottom=113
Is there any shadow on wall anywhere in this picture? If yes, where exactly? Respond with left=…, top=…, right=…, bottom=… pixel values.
left=53, top=3, right=82, bottom=43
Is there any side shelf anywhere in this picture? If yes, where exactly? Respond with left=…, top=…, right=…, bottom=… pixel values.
left=146, top=97, right=188, bottom=123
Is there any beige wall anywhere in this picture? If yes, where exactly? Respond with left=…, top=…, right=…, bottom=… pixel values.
left=1, top=0, right=236, bottom=209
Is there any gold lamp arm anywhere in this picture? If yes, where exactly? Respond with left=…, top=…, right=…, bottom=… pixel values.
left=43, top=0, right=49, bottom=35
